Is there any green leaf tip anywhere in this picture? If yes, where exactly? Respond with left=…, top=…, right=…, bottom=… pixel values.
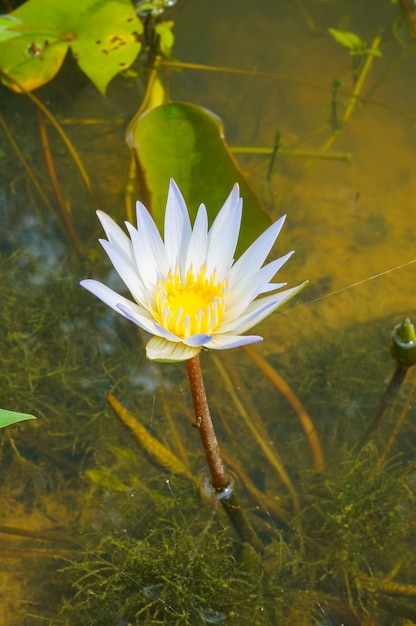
left=0, top=408, right=37, bottom=429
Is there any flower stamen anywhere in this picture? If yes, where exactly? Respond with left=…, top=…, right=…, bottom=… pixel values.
left=154, top=265, right=228, bottom=338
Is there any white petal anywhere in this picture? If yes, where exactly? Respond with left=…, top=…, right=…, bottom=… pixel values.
left=224, top=255, right=293, bottom=322
left=153, top=323, right=183, bottom=342
left=164, top=179, right=192, bottom=271
left=224, top=280, right=287, bottom=324
left=115, top=301, right=164, bottom=335
left=254, top=252, right=294, bottom=292
left=97, top=211, right=133, bottom=259
left=153, top=325, right=212, bottom=347
left=127, top=204, right=169, bottom=288
left=215, top=183, right=240, bottom=215
left=183, top=333, right=212, bottom=347
left=80, top=279, right=146, bottom=320
left=220, top=282, right=307, bottom=334
left=230, top=216, right=286, bottom=288
left=185, top=203, right=208, bottom=275
left=227, top=254, right=291, bottom=304
left=206, top=185, right=242, bottom=280
left=208, top=333, right=263, bottom=349
left=96, top=211, right=140, bottom=295
left=99, top=239, right=149, bottom=308
left=257, top=281, right=287, bottom=295
left=146, top=336, right=200, bottom=362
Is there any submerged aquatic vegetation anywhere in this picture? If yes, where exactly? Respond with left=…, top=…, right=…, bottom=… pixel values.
left=57, top=481, right=316, bottom=626
left=1, top=1, right=416, bottom=622
left=81, top=179, right=306, bottom=362
left=57, top=444, right=416, bottom=625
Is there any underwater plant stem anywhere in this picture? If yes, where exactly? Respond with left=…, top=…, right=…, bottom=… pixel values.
left=274, top=35, right=381, bottom=205
left=37, top=109, right=82, bottom=256
left=342, top=34, right=382, bottom=124
left=243, top=346, right=324, bottom=472
left=0, top=68, right=98, bottom=209
left=212, top=353, right=300, bottom=513
left=362, top=363, right=408, bottom=444
left=378, top=377, right=415, bottom=468
left=0, top=114, right=59, bottom=218
left=230, top=146, right=352, bottom=161
left=186, top=355, right=264, bottom=552
left=161, top=60, right=330, bottom=94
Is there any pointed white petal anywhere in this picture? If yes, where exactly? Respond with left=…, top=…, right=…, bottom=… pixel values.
left=153, top=323, right=183, bottom=342
left=224, top=280, right=287, bottom=324
left=127, top=204, right=169, bottom=288
left=80, top=279, right=146, bottom=319
left=96, top=211, right=139, bottom=293
left=183, top=333, right=212, bottom=347
left=185, top=203, right=208, bottom=275
left=97, top=211, right=133, bottom=257
left=99, top=239, right=149, bottom=308
left=253, top=252, right=294, bottom=291
left=152, top=325, right=212, bottom=347
left=227, top=254, right=292, bottom=305
left=220, top=282, right=307, bottom=334
left=146, top=336, right=200, bottom=362
left=214, top=183, right=240, bottom=216
left=230, top=216, right=286, bottom=288
left=258, top=281, right=287, bottom=294
left=115, top=301, right=164, bottom=335
left=164, top=179, right=192, bottom=270
left=224, top=254, right=293, bottom=322
left=206, top=186, right=242, bottom=280
left=208, top=333, right=263, bottom=349
left=223, top=252, right=293, bottom=323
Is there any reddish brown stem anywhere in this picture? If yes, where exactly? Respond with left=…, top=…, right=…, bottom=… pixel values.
left=186, top=354, right=229, bottom=492
left=186, top=354, right=263, bottom=552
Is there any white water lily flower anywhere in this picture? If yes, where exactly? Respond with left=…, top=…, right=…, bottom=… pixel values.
left=81, top=180, right=307, bottom=362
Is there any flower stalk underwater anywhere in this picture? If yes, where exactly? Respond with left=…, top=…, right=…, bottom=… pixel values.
left=186, top=353, right=264, bottom=552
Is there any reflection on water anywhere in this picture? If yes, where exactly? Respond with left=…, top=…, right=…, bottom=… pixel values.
left=1, top=0, right=416, bottom=624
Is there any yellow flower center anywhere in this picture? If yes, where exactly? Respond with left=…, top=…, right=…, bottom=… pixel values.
left=154, top=266, right=228, bottom=338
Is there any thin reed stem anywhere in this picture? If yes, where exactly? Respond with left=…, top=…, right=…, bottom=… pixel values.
left=37, top=109, right=82, bottom=255
left=212, top=352, right=300, bottom=513
left=243, top=345, right=324, bottom=472
left=362, top=363, right=408, bottom=445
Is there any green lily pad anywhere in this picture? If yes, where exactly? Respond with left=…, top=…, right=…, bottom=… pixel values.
left=126, top=102, right=272, bottom=253
left=0, top=3, right=69, bottom=91
left=0, top=0, right=143, bottom=93
left=0, top=408, right=36, bottom=429
left=70, top=0, right=143, bottom=95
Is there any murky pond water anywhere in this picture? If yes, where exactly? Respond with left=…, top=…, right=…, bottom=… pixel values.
left=1, top=0, right=416, bottom=624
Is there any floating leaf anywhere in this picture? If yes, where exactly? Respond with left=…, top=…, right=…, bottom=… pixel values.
left=70, top=0, right=143, bottom=95
left=0, top=0, right=143, bottom=93
left=127, top=102, right=272, bottom=253
left=0, top=12, right=69, bottom=91
left=0, top=408, right=36, bottom=429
